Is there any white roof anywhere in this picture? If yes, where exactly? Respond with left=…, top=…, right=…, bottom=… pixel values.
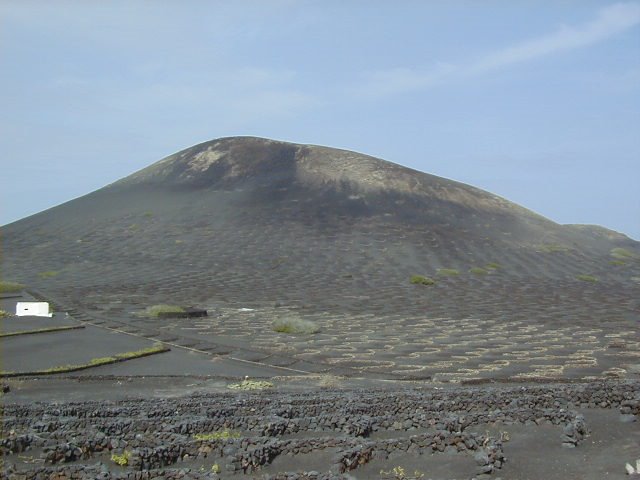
left=16, top=302, right=52, bottom=317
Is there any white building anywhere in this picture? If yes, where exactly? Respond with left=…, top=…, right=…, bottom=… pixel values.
left=16, top=302, right=52, bottom=317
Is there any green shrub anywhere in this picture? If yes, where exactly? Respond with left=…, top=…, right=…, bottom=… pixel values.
left=611, top=248, right=638, bottom=259
left=142, top=304, right=184, bottom=317
left=272, top=317, right=320, bottom=334
left=111, top=451, right=131, bottom=466
left=485, top=262, right=501, bottom=270
left=437, top=268, right=459, bottom=276
left=38, top=271, right=59, bottom=279
left=577, top=274, right=598, bottom=283
left=410, top=275, right=436, bottom=285
left=0, top=281, right=25, bottom=293
left=469, top=267, right=489, bottom=275
left=380, top=466, right=425, bottom=479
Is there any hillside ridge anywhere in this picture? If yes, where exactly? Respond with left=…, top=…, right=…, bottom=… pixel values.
left=110, top=136, right=549, bottom=222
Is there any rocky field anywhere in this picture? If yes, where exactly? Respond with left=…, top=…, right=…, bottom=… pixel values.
left=2, top=380, right=639, bottom=480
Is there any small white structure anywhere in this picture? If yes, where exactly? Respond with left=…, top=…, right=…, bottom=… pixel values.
left=16, top=302, right=52, bottom=317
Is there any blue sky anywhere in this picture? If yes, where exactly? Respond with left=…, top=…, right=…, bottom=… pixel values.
left=1, top=1, right=639, bottom=239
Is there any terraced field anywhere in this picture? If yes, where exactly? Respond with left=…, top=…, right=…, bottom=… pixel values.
left=4, top=214, right=639, bottom=382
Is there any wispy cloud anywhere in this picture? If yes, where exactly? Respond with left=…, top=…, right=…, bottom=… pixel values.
left=43, top=66, right=320, bottom=127
left=471, top=2, right=640, bottom=72
left=360, top=2, right=640, bottom=98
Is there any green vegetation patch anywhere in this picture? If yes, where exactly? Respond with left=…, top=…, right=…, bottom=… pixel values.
left=576, top=274, right=598, bottom=283
left=410, top=275, right=436, bottom=285
left=111, top=451, right=131, bottom=466
left=0, top=310, right=12, bottom=318
left=227, top=378, right=274, bottom=391
left=611, top=248, right=638, bottom=260
left=0, top=344, right=169, bottom=377
left=194, top=429, right=241, bottom=441
left=272, top=317, right=320, bottom=334
left=142, top=304, right=185, bottom=318
left=609, top=260, right=626, bottom=266
left=469, top=267, right=489, bottom=275
left=0, top=281, right=25, bottom=293
left=38, top=271, right=59, bottom=279
left=437, top=268, right=459, bottom=276
left=485, top=262, right=501, bottom=270
left=0, top=325, right=84, bottom=338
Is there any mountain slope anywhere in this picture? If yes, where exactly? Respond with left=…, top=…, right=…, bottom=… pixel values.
left=2, top=136, right=638, bottom=312
left=3, top=136, right=640, bottom=381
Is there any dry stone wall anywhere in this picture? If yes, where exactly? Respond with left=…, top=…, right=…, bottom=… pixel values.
left=2, top=380, right=638, bottom=480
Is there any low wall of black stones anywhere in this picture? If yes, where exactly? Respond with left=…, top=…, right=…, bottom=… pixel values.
left=2, top=380, right=638, bottom=480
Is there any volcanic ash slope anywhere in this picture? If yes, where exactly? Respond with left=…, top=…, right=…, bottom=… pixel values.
left=2, top=136, right=639, bottom=315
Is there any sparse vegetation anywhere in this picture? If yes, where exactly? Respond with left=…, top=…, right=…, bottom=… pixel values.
left=227, top=378, right=274, bottom=391
left=380, top=466, right=424, bottom=479
left=485, top=262, right=501, bottom=270
left=272, top=316, right=320, bottom=334
left=111, top=450, right=131, bottom=466
left=410, top=275, right=435, bottom=285
left=0, top=344, right=168, bottom=377
left=0, top=310, right=11, bottom=318
left=469, top=267, right=489, bottom=275
left=609, top=260, right=626, bottom=266
left=437, top=268, right=459, bottom=276
left=318, top=374, right=343, bottom=389
left=0, top=281, right=25, bottom=293
left=194, top=429, right=241, bottom=441
left=611, top=248, right=638, bottom=260
left=576, top=274, right=598, bottom=283
left=142, top=304, right=185, bottom=318
left=38, top=271, right=59, bottom=279
left=0, top=325, right=83, bottom=338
